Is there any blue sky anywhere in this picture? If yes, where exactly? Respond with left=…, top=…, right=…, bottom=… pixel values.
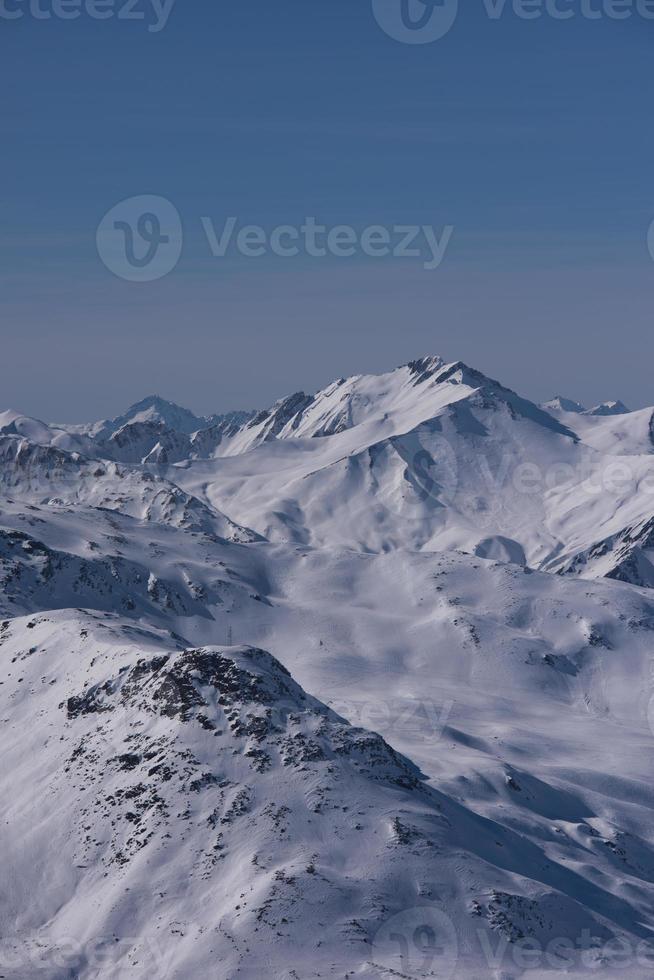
left=2, top=0, right=654, bottom=419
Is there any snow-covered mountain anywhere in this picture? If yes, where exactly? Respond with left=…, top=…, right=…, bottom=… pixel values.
left=542, top=395, right=587, bottom=414
left=61, top=394, right=254, bottom=441
left=2, top=356, right=654, bottom=978
left=159, top=357, right=654, bottom=589
left=0, top=397, right=258, bottom=467
left=586, top=399, right=630, bottom=417
left=542, top=397, right=631, bottom=418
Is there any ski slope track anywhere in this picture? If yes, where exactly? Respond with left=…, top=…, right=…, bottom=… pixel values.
left=2, top=356, right=654, bottom=979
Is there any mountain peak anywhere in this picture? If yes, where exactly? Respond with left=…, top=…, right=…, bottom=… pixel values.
left=586, top=400, right=630, bottom=417
left=128, top=393, right=179, bottom=411
left=121, top=395, right=204, bottom=434
left=0, top=409, right=26, bottom=430
left=542, top=396, right=586, bottom=414
left=405, top=354, right=446, bottom=382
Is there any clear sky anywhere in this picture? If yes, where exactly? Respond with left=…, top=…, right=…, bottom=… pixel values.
left=2, top=0, right=654, bottom=420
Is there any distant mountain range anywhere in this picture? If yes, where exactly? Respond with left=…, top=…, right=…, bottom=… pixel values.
left=3, top=355, right=651, bottom=586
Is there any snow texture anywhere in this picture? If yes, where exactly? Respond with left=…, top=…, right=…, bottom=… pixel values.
left=2, top=357, right=654, bottom=979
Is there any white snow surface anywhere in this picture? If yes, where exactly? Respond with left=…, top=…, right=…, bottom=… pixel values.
left=2, top=356, right=654, bottom=979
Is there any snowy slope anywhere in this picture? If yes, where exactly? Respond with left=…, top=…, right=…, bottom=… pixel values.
left=3, top=356, right=654, bottom=978
left=0, top=434, right=261, bottom=543
left=167, top=359, right=654, bottom=588
left=543, top=402, right=654, bottom=457
left=2, top=613, right=459, bottom=979
left=2, top=584, right=654, bottom=979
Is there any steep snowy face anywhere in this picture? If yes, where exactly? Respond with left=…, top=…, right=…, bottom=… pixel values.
left=553, top=514, right=654, bottom=588
left=3, top=608, right=654, bottom=979
left=188, top=412, right=254, bottom=458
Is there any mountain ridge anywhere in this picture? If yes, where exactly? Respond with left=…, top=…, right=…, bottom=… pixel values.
left=3, top=353, right=654, bottom=976
left=2, top=355, right=652, bottom=588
